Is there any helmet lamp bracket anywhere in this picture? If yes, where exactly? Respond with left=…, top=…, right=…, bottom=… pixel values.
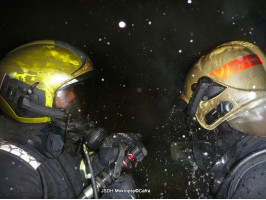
left=187, top=76, right=227, bottom=118
left=18, top=97, right=65, bottom=119
left=0, top=75, right=65, bottom=120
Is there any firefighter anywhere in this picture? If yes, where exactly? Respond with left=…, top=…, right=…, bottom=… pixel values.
left=0, top=40, right=147, bottom=198
left=172, top=41, right=266, bottom=198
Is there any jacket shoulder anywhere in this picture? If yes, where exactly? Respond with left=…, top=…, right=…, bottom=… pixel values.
left=0, top=147, right=42, bottom=198
left=217, top=149, right=266, bottom=198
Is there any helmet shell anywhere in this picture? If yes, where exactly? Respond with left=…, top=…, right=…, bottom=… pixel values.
left=180, top=41, right=266, bottom=136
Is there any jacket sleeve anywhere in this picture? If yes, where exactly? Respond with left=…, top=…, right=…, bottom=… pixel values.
left=0, top=150, right=43, bottom=198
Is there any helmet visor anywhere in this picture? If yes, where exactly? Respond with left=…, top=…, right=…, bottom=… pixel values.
left=53, top=76, right=95, bottom=121
left=228, top=98, right=266, bottom=137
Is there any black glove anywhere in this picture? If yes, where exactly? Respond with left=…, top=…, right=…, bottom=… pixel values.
left=93, top=133, right=147, bottom=178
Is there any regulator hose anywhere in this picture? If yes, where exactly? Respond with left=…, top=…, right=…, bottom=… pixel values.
left=83, top=144, right=99, bottom=199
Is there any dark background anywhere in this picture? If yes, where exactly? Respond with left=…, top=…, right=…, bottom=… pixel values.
left=0, top=0, right=265, bottom=198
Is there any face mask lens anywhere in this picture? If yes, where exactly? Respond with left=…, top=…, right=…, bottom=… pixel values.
left=54, top=87, right=83, bottom=121
left=55, top=87, right=76, bottom=109
left=54, top=77, right=96, bottom=122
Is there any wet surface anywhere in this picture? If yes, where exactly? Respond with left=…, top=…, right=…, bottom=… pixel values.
left=0, top=0, right=266, bottom=198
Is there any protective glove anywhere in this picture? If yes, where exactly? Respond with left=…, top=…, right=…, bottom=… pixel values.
left=93, top=132, right=147, bottom=178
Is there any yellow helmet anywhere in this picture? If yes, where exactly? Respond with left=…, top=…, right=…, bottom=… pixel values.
left=180, top=41, right=266, bottom=137
left=0, top=40, right=94, bottom=123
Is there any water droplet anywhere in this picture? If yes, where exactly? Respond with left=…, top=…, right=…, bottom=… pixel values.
left=190, top=39, right=194, bottom=43
left=187, top=0, right=192, bottom=4
left=9, top=187, right=13, bottom=191
left=178, top=49, right=182, bottom=53
left=148, top=21, right=152, bottom=25
left=118, top=21, right=126, bottom=28
left=101, top=78, right=105, bottom=82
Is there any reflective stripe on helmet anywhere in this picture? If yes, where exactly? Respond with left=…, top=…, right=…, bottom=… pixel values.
left=0, top=140, right=41, bottom=170
left=210, top=54, right=263, bottom=79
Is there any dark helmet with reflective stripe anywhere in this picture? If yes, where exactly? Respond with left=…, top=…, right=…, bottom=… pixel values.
left=180, top=41, right=266, bottom=136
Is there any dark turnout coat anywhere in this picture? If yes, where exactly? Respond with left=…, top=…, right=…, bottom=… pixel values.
left=0, top=114, right=86, bottom=198
left=192, top=122, right=266, bottom=198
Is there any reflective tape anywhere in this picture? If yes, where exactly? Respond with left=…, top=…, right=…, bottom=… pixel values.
left=80, top=159, right=88, bottom=179
left=0, top=140, right=41, bottom=170
left=210, top=54, right=263, bottom=79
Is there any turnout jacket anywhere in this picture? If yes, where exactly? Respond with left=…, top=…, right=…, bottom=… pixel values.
left=0, top=114, right=87, bottom=198
left=192, top=122, right=266, bottom=198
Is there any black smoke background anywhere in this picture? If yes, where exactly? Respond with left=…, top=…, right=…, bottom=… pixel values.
left=0, top=0, right=265, bottom=198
